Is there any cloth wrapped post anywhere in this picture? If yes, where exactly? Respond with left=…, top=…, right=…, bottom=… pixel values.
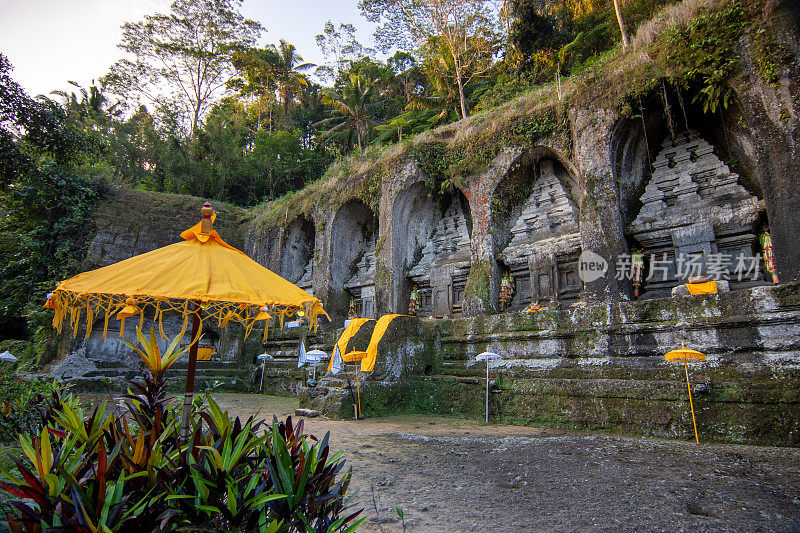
left=360, top=314, right=404, bottom=372
left=329, top=318, right=373, bottom=371
left=686, top=281, right=718, bottom=295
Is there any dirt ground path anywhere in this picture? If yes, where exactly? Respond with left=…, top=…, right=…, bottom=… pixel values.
left=212, top=393, right=800, bottom=532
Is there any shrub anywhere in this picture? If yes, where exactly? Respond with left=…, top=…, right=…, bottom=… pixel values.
left=0, top=374, right=62, bottom=443
left=0, top=327, right=364, bottom=532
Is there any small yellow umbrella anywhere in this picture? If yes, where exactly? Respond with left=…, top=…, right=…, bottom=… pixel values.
left=45, top=203, right=328, bottom=439
left=665, top=343, right=706, bottom=443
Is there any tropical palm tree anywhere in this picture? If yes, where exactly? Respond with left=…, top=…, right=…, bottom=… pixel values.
left=229, top=47, right=282, bottom=132
left=269, top=40, right=315, bottom=112
left=50, top=80, right=121, bottom=125
left=316, top=73, right=379, bottom=151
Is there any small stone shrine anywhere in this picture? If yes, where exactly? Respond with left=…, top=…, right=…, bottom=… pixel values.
left=630, top=131, right=761, bottom=296
left=408, top=195, right=472, bottom=316
left=344, top=237, right=376, bottom=318
left=499, top=159, right=583, bottom=308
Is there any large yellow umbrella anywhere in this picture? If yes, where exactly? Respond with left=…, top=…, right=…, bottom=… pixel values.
left=45, top=203, right=328, bottom=438
left=665, top=343, right=706, bottom=444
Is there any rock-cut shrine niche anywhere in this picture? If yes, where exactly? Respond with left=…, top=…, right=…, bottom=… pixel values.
left=406, top=190, right=473, bottom=317
left=331, top=200, right=377, bottom=319
left=280, top=217, right=315, bottom=295
left=629, top=131, right=761, bottom=296
left=494, top=157, right=582, bottom=309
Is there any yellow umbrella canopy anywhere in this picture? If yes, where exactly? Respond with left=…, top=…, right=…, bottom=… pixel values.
left=45, top=203, right=328, bottom=440
left=664, top=342, right=707, bottom=444
left=46, top=204, right=327, bottom=340
left=665, top=346, right=707, bottom=364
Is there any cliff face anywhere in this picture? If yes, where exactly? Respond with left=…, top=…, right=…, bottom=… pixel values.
left=244, top=1, right=800, bottom=320
left=60, top=1, right=800, bottom=445
left=84, top=188, right=246, bottom=269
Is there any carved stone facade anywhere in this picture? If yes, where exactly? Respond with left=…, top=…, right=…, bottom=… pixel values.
left=296, top=258, right=314, bottom=295
left=408, top=194, right=472, bottom=317
left=344, top=237, right=376, bottom=318
left=498, top=159, right=583, bottom=308
left=280, top=218, right=315, bottom=293
left=54, top=30, right=800, bottom=445
left=630, top=132, right=761, bottom=297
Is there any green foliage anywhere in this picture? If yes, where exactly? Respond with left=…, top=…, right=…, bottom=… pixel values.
left=0, top=328, right=364, bottom=532
left=751, top=14, right=795, bottom=87
left=317, top=73, right=381, bottom=151
left=0, top=55, right=106, bottom=345
left=662, top=1, right=747, bottom=114
left=0, top=375, right=62, bottom=443
left=410, top=141, right=457, bottom=196
left=473, top=72, right=535, bottom=114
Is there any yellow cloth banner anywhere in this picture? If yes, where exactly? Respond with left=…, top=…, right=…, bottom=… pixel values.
left=196, top=347, right=216, bottom=361
left=686, top=281, right=718, bottom=295
left=361, top=314, right=404, bottom=372
left=328, top=318, right=373, bottom=371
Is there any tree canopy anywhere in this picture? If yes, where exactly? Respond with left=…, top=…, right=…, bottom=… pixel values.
left=359, top=0, right=500, bottom=118
left=105, top=0, right=263, bottom=135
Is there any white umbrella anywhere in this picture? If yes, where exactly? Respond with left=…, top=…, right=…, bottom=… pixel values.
left=257, top=353, right=273, bottom=392
left=476, top=352, right=502, bottom=424
left=305, top=349, right=328, bottom=381
left=0, top=351, right=18, bottom=362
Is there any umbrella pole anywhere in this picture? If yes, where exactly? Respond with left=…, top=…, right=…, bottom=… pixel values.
left=486, top=362, right=490, bottom=425
left=260, top=361, right=265, bottom=393
left=685, top=361, right=699, bottom=444
left=356, top=370, right=361, bottom=420
left=181, top=306, right=202, bottom=443
left=342, top=366, right=358, bottom=418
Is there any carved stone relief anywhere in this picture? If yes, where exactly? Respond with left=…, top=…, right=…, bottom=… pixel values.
left=629, top=131, right=761, bottom=295
left=408, top=195, right=472, bottom=317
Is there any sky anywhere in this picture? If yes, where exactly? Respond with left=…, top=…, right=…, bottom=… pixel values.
left=0, top=0, right=377, bottom=97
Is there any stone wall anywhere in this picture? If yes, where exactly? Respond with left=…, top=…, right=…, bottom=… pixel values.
left=302, top=283, right=800, bottom=446
left=85, top=188, right=245, bottom=269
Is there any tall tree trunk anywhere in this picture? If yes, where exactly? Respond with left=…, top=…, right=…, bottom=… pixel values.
left=453, top=55, right=468, bottom=119
left=613, top=0, right=629, bottom=49
left=192, top=104, right=201, bottom=136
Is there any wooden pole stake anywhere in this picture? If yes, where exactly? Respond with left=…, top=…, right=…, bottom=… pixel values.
left=685, top=361, right=699, bottom=444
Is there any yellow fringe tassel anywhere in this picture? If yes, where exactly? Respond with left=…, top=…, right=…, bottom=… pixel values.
left=103, top=307, right=111, bottom=340
left=85, top=307, right=94, bottom=338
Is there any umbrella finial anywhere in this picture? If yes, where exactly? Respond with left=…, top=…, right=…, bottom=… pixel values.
left=201, top=202, right=214, bottom=234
